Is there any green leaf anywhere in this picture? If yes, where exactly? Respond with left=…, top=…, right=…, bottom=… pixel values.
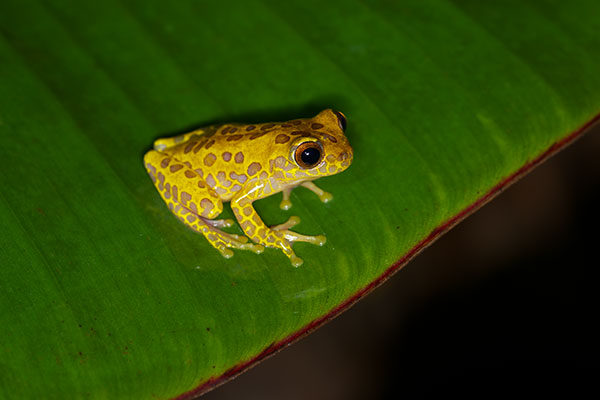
left=1, top=0, right=599, bottom=398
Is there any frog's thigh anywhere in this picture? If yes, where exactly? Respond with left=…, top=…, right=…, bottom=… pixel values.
left=143, top=150, right=222, bottom=219
left=145, top=150, right=261, bottom=256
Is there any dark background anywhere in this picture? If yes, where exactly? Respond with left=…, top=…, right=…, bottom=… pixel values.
left=206, top=124, right=599, bottom=399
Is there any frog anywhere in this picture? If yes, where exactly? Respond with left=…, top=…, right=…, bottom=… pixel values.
left=143, top=109, right=353, bottom=267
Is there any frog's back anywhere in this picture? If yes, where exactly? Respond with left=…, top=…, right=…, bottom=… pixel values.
left=158, top=121, right=294, bottom=177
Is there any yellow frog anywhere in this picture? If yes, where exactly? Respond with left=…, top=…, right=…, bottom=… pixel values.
left=143, top=109, right=353, bottom=267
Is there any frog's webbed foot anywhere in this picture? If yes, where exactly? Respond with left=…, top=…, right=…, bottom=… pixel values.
left=271, top=215, right=301, bottom=231
left=279, top=182, right=332, bottom=211
left=197, top=217, right=263, bottom=258
left=269, top=216, right=326, bottom=267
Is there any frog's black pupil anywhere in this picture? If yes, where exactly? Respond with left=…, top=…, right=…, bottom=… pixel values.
left=301, top=147, right=321, bottom=166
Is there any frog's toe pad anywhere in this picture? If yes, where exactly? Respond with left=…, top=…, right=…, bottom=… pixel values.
left=314, top=235, right=327, bottom=246
left=290, top=255, right=304, bottom=268
left=220, top=248, right=234, bottom=259
left=319, top=192, right=333, bottom=203
left=280, top=199, right=293, bottom=211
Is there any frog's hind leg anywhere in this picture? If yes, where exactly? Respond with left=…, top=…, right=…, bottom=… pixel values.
left=143, top=150, right=262, bottom=257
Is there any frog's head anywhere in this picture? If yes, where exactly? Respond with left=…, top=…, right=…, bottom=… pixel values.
left=281, top=109, right=353, bottom=180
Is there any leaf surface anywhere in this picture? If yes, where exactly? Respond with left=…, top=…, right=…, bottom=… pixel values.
left=0, top=0, right=599, bottom=398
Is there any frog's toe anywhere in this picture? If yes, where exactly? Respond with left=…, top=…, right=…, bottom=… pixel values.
left=290, top=255, right=304, bottom=268
left=279, top=199, right=293, bottom=211
left=229, top=234, right=249, bottom=243
left=238, top=242, right=263, bottom=254
left=313, top=235, right=327, bottom=246
left=271, top=216, right=301, bottom=231
left=319, top=192, right=333, bottom=203
left=219, top=248, right=234, bottom=259
left=281, top=230, right=327, bottom=246
left=221, top=219, right=235, bottom=228
left=206, top=218, right=234, bottom=228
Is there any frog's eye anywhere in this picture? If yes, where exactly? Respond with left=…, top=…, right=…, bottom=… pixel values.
left=294, top=141, right=324, bottom=169
left=333, top=110, right=347, bottom=131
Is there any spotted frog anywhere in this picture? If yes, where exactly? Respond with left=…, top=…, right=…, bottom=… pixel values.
left=143, top=109, right=353, bottom=267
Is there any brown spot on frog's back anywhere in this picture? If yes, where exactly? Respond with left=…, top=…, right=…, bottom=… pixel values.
left=170, top=164, right=183, bottom=173
left=275, top=134, right=290, bottom=144
left=160, top=158, right=171, bottom=168
left=311, top=123, right=324, bottom=129
left=247, top=162, right=262, bottom=176
left=260, top=123, right=275, bottom=130
left=222, top=152, right=232, bottom=162
left=193, top=139, right=208, bottom=153
left=245, top=125, right=256, bottom=131
left=235, top=152, right=244, bottom=163
left=203, top=153, right=217, bottom=167
left=226, top=134, right=243, bottom=141
left=184, top=142, right=196, bottom=154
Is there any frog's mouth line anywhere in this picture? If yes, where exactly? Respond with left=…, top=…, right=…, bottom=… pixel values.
left=172, top=112, right=600, bottom=400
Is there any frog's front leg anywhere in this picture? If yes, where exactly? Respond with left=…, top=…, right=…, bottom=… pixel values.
left=232, top=182, right=326, bottom=267
left=279, top=181, right=333, bottom=210
left=144, top=150, right=263, bottom=258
